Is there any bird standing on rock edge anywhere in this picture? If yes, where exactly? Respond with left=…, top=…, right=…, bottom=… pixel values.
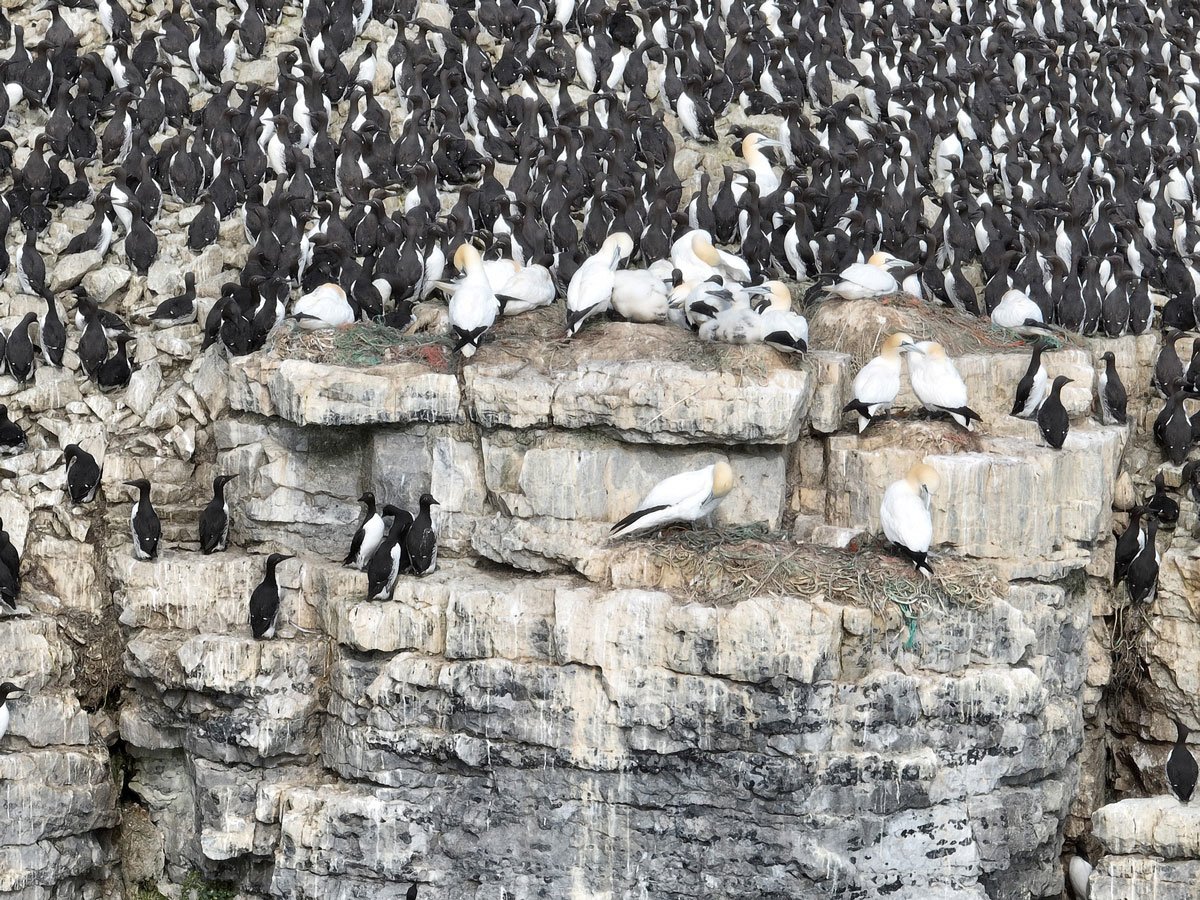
left=406, top=493, right=440, bottom=577
left=1037, top=376, right=1074, bottom=449
left=124, top=479, right=161, bottom=561
left=343, top=491, right=384, bottom=571
left=1125, top=517, right=1161, bottom=605
left=367, top=505, right=414, bottom=601
left=199, top=474, right=237, bottom=554
left=62, top=443, right=101, bottom=505
left=844, top=332, right=922, bottom=433
left=1010, top=340, right=1049, bottom=419
left=1167, top=718, right=1197, bottom=804
left=250, top=553, right=295, bottom=639
left=908, top=341, right=981, bottom=430
left=1097, top=352, right=1127, bottom=426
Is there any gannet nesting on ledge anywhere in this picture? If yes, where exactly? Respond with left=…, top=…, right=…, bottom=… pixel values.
left=291, top=282, right=355, bottom=330
left=824, top=257, right=899, bottom=301
left=991, top=288, right=1045, bottom=329
left=494, top=259, right=556, bottom=317
left=754, top=281, right=808, bottom=354
left=610, top=461, right=734, bottom=538
left=881, top=463, right=940, bottom=577
left=843, top=332, right=922, bottom=432
left=908, top=341, right=981, bottom=430
left=566, top=232, right=634, bottom=336
left=448, top=243, right=500, bottom=356
left=611, top=268, right=670, bottom=323
left=671, top=229, right=752, bottom=284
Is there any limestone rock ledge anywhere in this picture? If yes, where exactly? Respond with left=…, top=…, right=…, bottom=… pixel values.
left=231, top=321, right=816, bottom=445
left=101, top=553, right=1089, bottom=900
left=0, top=296, right=1156, bottom=899
left=1090, top=798, right=1200, bottom=900
left=0, top=618, right=119, bottom=898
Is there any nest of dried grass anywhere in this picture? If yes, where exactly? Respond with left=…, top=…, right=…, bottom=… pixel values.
left=482, top=305, right=573, bottom=372
left=629, top=524, right=1002, bottom=622
left=483, top=305, right=794, bottom=380
left=808, top=294, right=1076, bottom=368
left=274, top=322, right=454, bottom=371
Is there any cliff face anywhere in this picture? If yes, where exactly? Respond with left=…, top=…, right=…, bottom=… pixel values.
left=4, top=287, right=1187, bottom=900
left=0, top=3, right=1196, bottom=900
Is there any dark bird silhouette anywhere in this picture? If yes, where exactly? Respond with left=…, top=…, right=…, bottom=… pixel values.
left=1167, top=718, right=1197, bottom=803
left=1037, top=376, right=1073, bottom=449
left=124, top=479, right=161, bottom=561
left=199, top=474, right=237, bottom=554
left=1098, top=351, right=1127, bottom=425
left=250, top=553, right=295, bottom=639
left=405, top=493, right=440, bottom=576
left=62, top=443, right=101, bottom=505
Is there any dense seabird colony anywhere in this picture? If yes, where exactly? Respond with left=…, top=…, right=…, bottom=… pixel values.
left=0, top=0, right=1195, bottom=893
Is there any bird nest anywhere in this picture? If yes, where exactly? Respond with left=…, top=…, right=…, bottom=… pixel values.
left=481, top=305, right=787, bottom=380
left=274, top=322, right=454, bottom=371
left=808, top=294, right=1075, bottom=367
left=626, top=524, right=1002, bottom=621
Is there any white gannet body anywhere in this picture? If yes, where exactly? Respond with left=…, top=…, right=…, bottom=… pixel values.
left=610, top=461, right=735, bottom=538
left=880, top=462, right=940, bottom=576
left=447, top=244, right=500, bottom=357
left=566, top=232, right=634, bottom=336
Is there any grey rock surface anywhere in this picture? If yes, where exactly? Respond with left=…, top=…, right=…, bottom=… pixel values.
left=0, top=1, right=1190, bottom=898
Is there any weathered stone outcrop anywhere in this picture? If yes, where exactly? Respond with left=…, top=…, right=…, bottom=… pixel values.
left=3, top=279, right=1179, bottom=899
left=0, top=3, right=1191, bottom=899
left=1090, top=798, right=1200, bottom=899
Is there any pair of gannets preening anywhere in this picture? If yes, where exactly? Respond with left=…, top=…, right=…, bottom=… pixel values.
left=843, top=333, right=980, bottom=432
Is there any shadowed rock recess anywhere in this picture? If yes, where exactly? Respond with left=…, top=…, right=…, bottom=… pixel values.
left=0, top=2, right=1197, bottom=900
